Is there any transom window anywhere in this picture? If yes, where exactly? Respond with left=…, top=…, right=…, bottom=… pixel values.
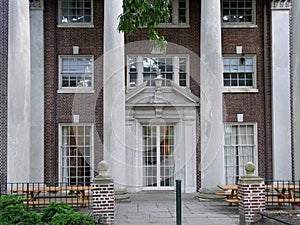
left=59, top=56, right=94, bottom=93
left=59, top=0, right=93, bottom=26
left=60, top=124, right=93, bottom=185
left=222, top=0, right=256, bottom=26
left=128, top=55, right=189, bottom=88
left=223, top=55, right=256, bottom=90
left=160, top=0, right=189, bottom=27
left=224, top=123, right=257, bottom=184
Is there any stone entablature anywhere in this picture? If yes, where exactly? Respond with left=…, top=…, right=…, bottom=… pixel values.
left=271, top=0, right=291, bottom=9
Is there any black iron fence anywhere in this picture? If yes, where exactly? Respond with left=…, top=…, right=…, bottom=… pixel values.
left=0, top=182, right=93, bottom=209
left=265, top=180, right=300, bottom=209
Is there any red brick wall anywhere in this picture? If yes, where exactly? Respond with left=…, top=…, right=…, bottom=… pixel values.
left=43, top=0, right=272, bottom=186
left=222, top=0, right=272, bottom=179
left=44, top=0, right=104, bottom=182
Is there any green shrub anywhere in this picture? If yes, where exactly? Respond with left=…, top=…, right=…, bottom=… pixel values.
left=49, top=211, right=95, bottom=225
left=0, top=197, right=41, bottom=225
left=0, top=194, right=26, bottom=210
left=41, top=202, right=74, bottom=223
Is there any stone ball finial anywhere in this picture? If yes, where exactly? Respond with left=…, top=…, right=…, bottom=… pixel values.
left=97, top=160, right=109, bottom=178
left=245, top=162, right=255, bottom=176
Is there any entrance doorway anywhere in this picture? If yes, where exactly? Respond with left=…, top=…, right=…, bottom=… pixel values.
left=142, top=125, right=175, bottom=189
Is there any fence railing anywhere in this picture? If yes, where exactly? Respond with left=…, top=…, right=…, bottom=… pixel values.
left=265, top=180, right=300, bottom=209
left=0, top=182, right=92, bottom=209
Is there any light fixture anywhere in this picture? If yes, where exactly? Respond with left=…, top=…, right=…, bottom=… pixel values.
left=236, top=46, right=243, bottom=54
left=73, top=46, right=79, bottom=55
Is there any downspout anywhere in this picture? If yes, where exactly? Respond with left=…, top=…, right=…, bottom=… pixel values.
left=263, top=0, right=269, bottom=181
left=290, top=0, right=294, bottom=181
left=53, top=0, right=58, bottom=183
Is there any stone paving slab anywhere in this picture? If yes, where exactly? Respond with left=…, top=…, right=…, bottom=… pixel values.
left=115, top=192, right=239, bottom=224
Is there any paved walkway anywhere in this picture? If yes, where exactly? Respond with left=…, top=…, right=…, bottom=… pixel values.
left=115, top=192, right=239, bottom=225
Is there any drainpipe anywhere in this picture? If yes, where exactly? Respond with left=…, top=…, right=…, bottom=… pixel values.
left=53, top=0, right=58, bottom=183
left=263, top=0, right=269, bottom=181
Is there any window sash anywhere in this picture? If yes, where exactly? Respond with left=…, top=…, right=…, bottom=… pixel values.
left=60, top=124, right=93, bottom=185
left=59, top=56, right=94, bottom=90
left=223, top=56, right=255, bottom=88
left=160, top=0, right=189, bottom=26
left=222, top=0, right=254, bottom=24
left=224, top=124, right=256, bottom=184
left=60, top=0, right=92, bottom=24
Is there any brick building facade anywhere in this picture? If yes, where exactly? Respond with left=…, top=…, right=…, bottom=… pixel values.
left=1, top=0, right=298, bottom=192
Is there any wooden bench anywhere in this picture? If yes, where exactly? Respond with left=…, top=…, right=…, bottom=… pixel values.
left=24, top=200, right=90, bottom=207
left=215, top=192, right=232, bottom=198
left=266, top=198, right=300, bottom=210
left=13, top=186, right=92, bottom=208
left=226, top=198, right=239, bottom=205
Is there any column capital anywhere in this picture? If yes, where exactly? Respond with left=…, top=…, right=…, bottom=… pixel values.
left=29, top=0, right=43, bottom=10
left=271, top=0, right=291, bottom=10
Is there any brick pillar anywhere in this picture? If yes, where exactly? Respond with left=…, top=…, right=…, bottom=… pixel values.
left=238, top=162, right=265, bottom=225
left=92, top=161, right=115, bottom=224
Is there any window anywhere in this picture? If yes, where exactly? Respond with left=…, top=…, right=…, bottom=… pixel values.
left=223, top=55, right=257, bottom=92
left=224, top=123, right=257, bottom=184
left=128, top=55, right=189, bottom=88
left=160, top=0, right=189, bottom=27
left=58, top=56, right=94, bottom=93
left=58, top=0, right=93, bottom=27
left=59, top=124, right=93, bottom=185
left=222, top=0, right=256, bottom=27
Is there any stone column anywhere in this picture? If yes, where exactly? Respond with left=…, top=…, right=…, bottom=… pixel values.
left=238, top=162, right=265, bottom=225
left=7, top=0, right=31, bottom=182
left=92, top=161, right=115, bottom=224
left=103, top=0, right=126, bottom=187
left=30, top=0, right=44, bottom=182
left=271, top=0, right=292, bottom=180
left=200, top=0, right=224, bottom=191
left=292, top=0, right=300, bottom=179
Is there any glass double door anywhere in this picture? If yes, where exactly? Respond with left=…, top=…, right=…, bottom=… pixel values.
left=142, top=125, right=175, bottom=189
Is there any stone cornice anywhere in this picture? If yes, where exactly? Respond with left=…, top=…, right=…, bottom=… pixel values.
left=271, top=0, right=291, bottom=10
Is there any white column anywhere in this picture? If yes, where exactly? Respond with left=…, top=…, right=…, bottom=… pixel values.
left=103, top=0, right=126, bottom=186
left=30, top=2, right=44, bottom=182
left=200, top=0, right=224, bottom=191
left=271, top=0, right=292, bottom=180
left=293, top=0, right=300, bottom=179
left=7, top=0, right=31, bottom=182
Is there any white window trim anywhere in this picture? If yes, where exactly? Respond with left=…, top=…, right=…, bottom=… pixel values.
left=127, top=55, right=190, bottom=88
left=57, top=0, right=94, bottom=28
left=58, top=123, right=94, bottom=185
left=58, top=55, right=95, bottom=94
left=222, top=54, right=258, bottom=93
left=223, top=122, right=258, bottom=184
left=158, top=0, right=190, bottom=28
left=221, top=0, right=257, bottom=28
